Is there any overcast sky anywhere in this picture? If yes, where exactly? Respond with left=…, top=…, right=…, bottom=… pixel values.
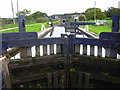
left=0, top=0, right=120, bottom=18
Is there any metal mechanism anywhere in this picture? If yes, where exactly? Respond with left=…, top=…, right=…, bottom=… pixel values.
left=70, top=22, right=96, bottom=25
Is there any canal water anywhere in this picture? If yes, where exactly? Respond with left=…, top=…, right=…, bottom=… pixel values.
left=11, top=27, right=120, bottom=59
left=45, top=27, right=85, bottom=38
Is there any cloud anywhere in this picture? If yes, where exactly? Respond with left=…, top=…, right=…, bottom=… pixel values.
left=0, top=0, right=119, bottom=18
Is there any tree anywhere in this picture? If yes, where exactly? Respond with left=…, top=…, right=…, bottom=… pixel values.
left=85, top=8, right=106, bottom=20
left=27, top=11, right=48, bottom=23
left=36, top=17, right=48, bottom=23
left=104, top=7, right=120, bottom=17
left=29, top=11, right=48, bottom=19
left=16, top=9, right=31, bottom=16
left=79, top=15, right=86, bottom=21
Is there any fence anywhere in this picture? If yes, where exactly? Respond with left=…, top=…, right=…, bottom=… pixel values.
left=0, top=15, right=120, bottom=88
left=0, top=58, right=2, bottom=90
left=5, top=33, right=120, bottom=58
left=0, top=31, right=120, bottom=88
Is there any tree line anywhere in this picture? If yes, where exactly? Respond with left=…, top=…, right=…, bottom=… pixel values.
left=1, top=9, right=50, bottom=25
left=16, top=9, right=49, bottom=23
left=84, top=7, right=120, bottom=20
left=15, top=7, right=120, bottom=21
left=2, top=7, right=120, bottom=25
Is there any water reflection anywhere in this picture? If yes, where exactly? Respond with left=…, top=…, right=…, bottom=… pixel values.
left=45, top=27, right=66, bottom=37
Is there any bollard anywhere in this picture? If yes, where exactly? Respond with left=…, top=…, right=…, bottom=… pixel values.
left=18, top=15, right=26, bottom=32
left=49, top=19, right=53, bottom=27
left=74, top=19, right=77, bottom=22
left=74, top=18, right=77, bottom=32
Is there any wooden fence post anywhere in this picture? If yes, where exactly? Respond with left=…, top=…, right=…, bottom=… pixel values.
left=75, top=44, right=80, bottom=54
left=77, top=71, right=83, bottom=88
left=100, top=32, right=120, bottom=59
left=83, top=45, right=87, bottom=55
left=53, top=71, right=59, bottom=88
left=50, top=44, right=54, bottom=55
left=43, top=45, right=47, bottom=56
left=105, top=48, right=117, bottom=58
left=61, top=34, right=69, bottom=55
left=90, top=45, right=94, bottom=56
left=35, top=46, right=40, bottom=57
left=27, top=47, right=32, bottom=57
left=112, top=15, right=119, bottom=32
left=68, top=34, right=76, bottom=55
left=97, top=46, right=102, bottom=57
left=18, top=15, right=26, bottom=32
left=59, top=71, right=66, bottom=88
left=0, top=59, right=2, bottom=89
left=56, top=44, right=62, bottom=54
left=47, top=73, right=53, bottom=88
left=2, top=59, right=11, bottom=88
left=83, top=73, right=90, bottom=88
left=19, top=47, right=28, bottom=58
left=19, top=47, right=32, bottom=58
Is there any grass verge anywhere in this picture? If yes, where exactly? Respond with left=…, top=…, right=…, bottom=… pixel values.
left=0, top=20, right=60, bottom=33
left=79, top=19, right=120, bottom=34
left=88, top=25, right=112, bottom=34
left=0, top=23, right=49, bottom=33
left=0, top=22, right=37, bottom=30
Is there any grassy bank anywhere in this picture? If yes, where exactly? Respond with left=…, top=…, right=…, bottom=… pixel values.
left=87, top=25, right=112, bottom=34
left=0, top=22, right=37, bottom=30
left=0, top=23, right=49, bottom=33
left=80, top=25, right=113, bottom=34
left=26, top=23, right=49, bottom=32
left=80, top=25, right=120, bottom=34
left=79, top=20, right=120, bottom=34
left=0, top=20, right=60, bottom=33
